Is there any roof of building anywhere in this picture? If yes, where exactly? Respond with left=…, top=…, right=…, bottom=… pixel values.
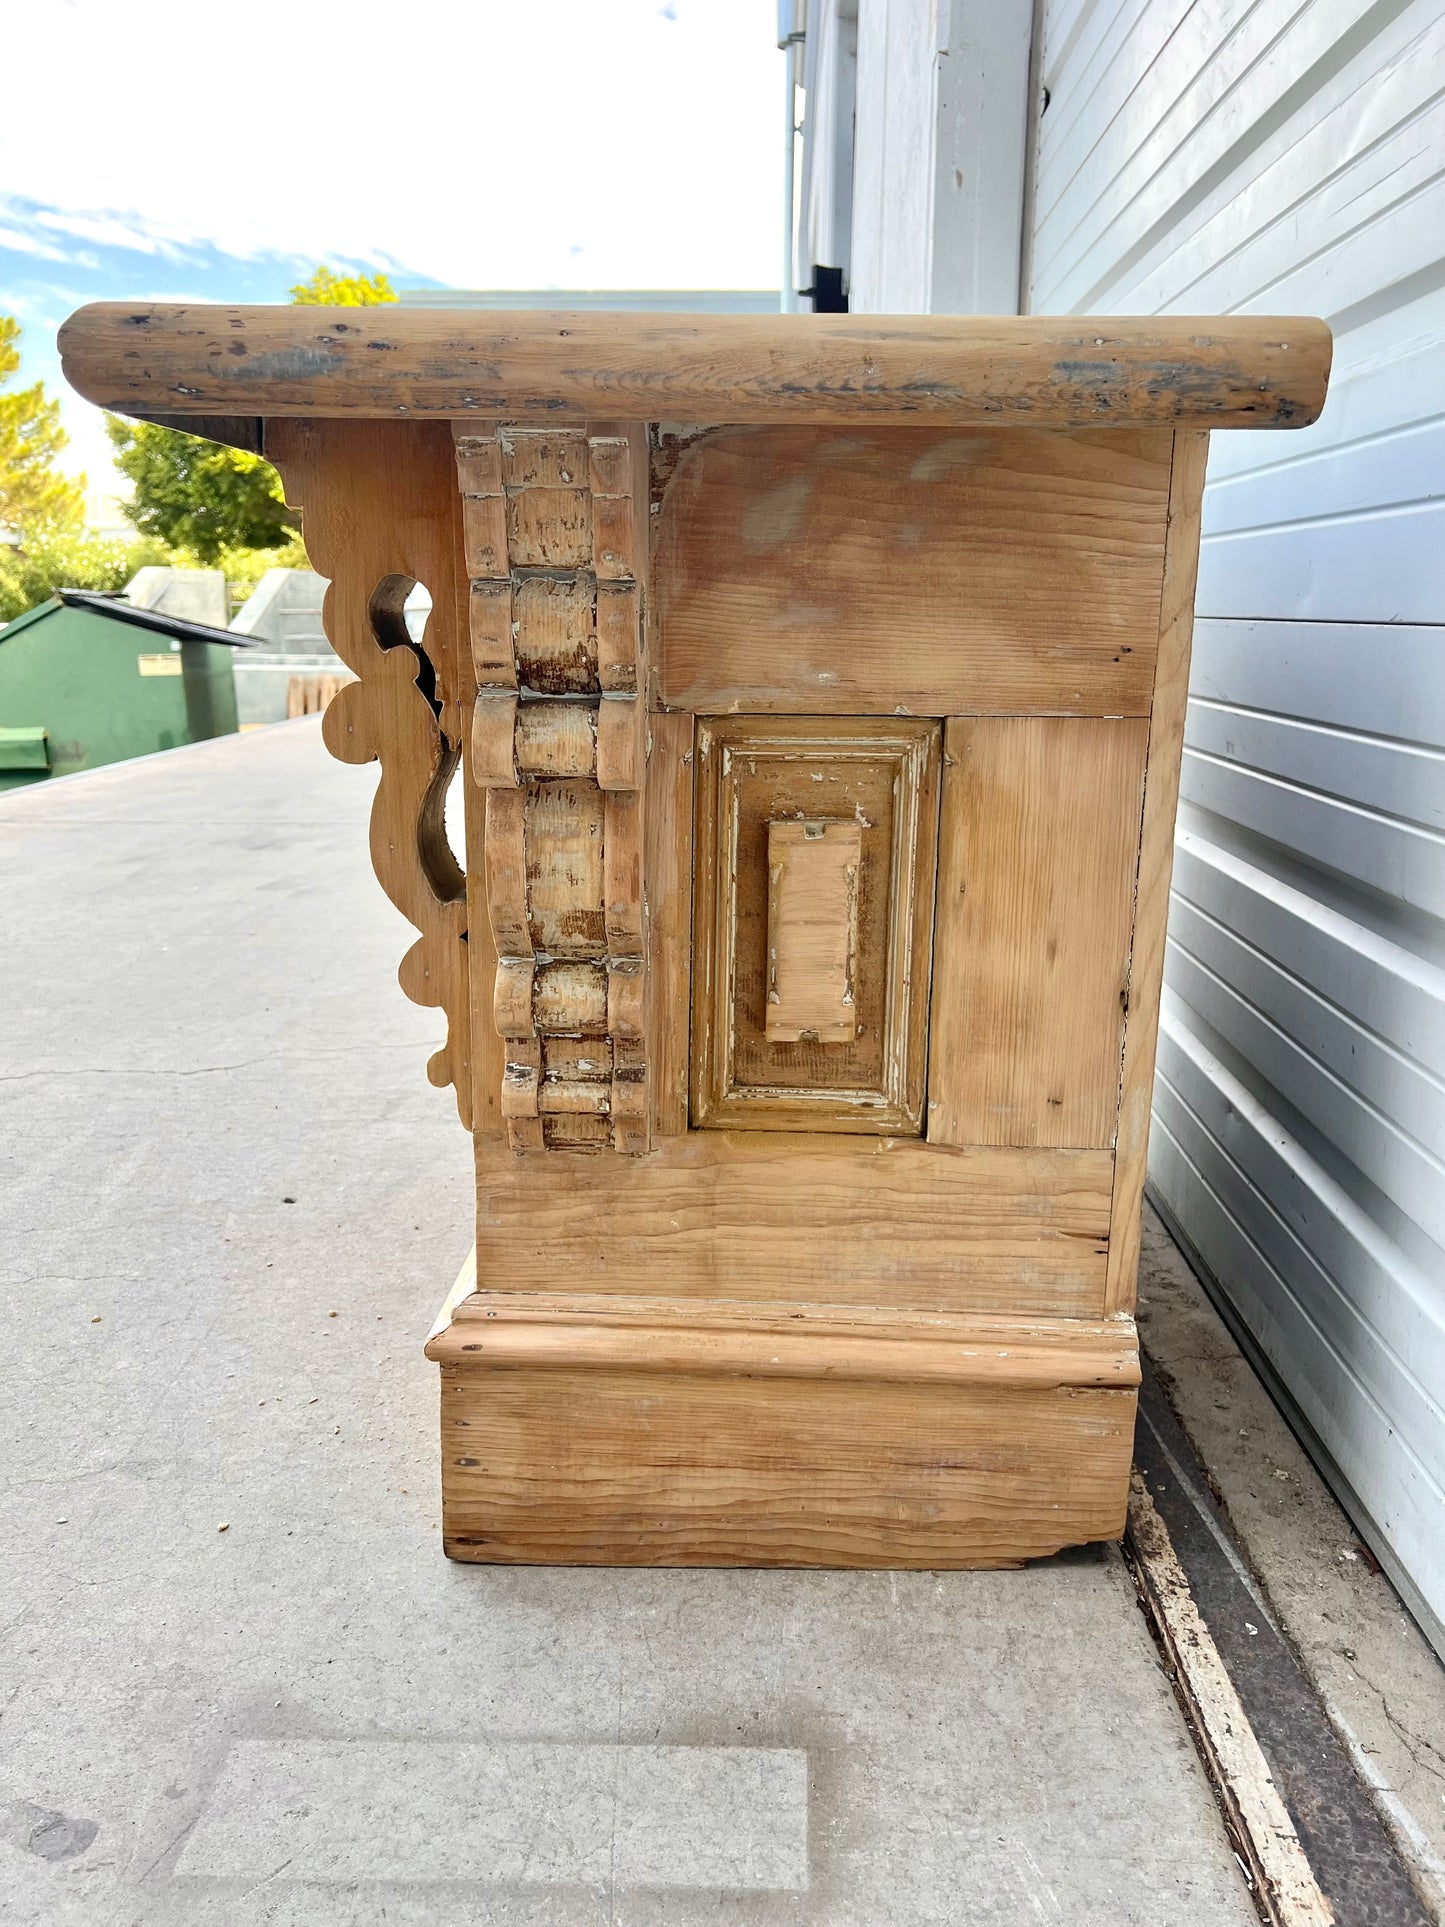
left=1, top=591, right=255, bottom=649
left=396, top=288, right=780, bottom=312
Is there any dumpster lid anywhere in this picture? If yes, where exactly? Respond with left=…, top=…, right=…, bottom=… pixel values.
left=56, top=590, right=258, bottom=649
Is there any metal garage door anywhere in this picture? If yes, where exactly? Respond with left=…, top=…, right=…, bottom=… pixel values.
left=1025, top=0, right=1445, bottom=1652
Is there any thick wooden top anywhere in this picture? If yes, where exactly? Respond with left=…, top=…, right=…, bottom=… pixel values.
left=60, top=303, right=1331, bottom=431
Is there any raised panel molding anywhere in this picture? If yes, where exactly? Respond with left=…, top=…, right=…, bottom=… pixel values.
left=692, top=715, right=940, bottom=1133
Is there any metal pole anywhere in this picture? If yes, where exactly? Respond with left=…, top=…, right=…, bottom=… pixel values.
left=778, top=3, right=805, bottom=312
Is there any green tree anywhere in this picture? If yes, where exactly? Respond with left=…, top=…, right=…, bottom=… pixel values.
left=214, top=531, right=309, bottom=605
left=288, top=264, right=397, bottom=306
left=99, top=266, right=394, bottom=565
left=105, top=416, right=300, bottom=563
left=1, top=315, right=85, bottom=529
left=0, top=525, right=171, bottom=625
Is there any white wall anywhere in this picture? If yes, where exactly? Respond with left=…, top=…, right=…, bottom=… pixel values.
left=1028, top=0, right=1445, bottom=1652
left=848, top=0, right=1033, bottom=312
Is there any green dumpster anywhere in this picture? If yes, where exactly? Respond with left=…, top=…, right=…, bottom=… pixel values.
left=0, top=590, right=248, bottom=790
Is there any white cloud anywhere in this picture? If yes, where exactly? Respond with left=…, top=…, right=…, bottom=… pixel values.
left=0, top=224, right=78, bottom=264
left=32, top=209, right=176, bottom=256
left=4, top=0, right=781, bottom=513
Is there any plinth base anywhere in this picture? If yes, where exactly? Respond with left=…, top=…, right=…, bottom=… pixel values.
left=425, top=1253, right=1139, bottom=1569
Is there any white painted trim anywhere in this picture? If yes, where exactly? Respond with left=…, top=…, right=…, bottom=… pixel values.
left=844, top=0, right=1034, bottom=313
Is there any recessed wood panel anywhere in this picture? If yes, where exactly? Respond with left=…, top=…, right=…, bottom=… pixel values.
left=654, top=426, right=1172, bottom=716
left=692, top=716, right=940, bottom=1133
left=928, top=716, right=1149, bottom=1150
left=474, top=1133, right=1113, bottom=1316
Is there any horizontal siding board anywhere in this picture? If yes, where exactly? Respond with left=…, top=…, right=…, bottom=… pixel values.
left=1048, top=0, right=1445, bottom=312
left=1184, top=699, right=1445, bottom=829
left=1189, top=618, right=1445, bottom=743
left=1033, top=0, right=1324, bottom=307
left=1168, top=893, right=1445, bottom=1157
left=1171, top=890, right=1441, bottom=1156
left=1196, top=498, right=1445, bottom=624
left=1034, top=0, right=1195, bottom=223
left=1153, top=1053, right=1445, bottom=1522
left=1164, top=935, right=1445, bottom=1243
left=1151, top=1029, right=1445, bottom=1640
left=1160, top=1003, right=1445, bottom=1400
left=1201, top=410, right=1445, bottom=533
left=1172, top=830, right=1445, bottom=1073
left=1122, top=155, right=1445, bottom=323
left=1036, top=0, right=1170, bottom=187
left=1179, top=746, right=1445, bottom=918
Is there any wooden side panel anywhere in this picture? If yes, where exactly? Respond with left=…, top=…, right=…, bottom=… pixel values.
left=1108, top=431, right=1210, bottom=1310
left=928, top=716, right=1149, bottom=1149
left=654, top=426, right=1173, bottom=716
left=475, top=1134, right=1112, bottom=1315
left=439, top=1364, right=1135, bottom=1566
left=645, top=711, right=693, bottom=1135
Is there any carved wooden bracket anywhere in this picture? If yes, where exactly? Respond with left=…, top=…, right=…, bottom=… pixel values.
left=267, top=420, right=473, bottom=1128
left=454, top=423, right=650, bottom=1154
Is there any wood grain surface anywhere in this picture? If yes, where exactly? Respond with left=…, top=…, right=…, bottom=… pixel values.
left=764, top=819, right=862, bottom=1044
left=61, top=304, right=1331, bottom=429
left=655, top=426, right=1173, bottom=716
left=928, top=716, right=1149, bottom=1150
left=437, top=1362, right=1135, bottom=1566
left=430, top=1289, right=1140, bottom=1389
left=475, top=1133, right=1112, bottom=1314
left=644, top=711, right=694, bottom=1135
left=1107, top=431, right=1211, bottom=1311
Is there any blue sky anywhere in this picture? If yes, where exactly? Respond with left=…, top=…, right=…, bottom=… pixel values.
left=1, top=205, right=427, bottom=493
left=2, top=0, right=779, bottom=503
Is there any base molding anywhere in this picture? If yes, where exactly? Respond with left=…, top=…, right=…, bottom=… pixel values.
left=427, top=1262, right=1138, bottom=1569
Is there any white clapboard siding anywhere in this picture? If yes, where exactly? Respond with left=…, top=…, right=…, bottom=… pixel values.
left=1153, top=1012, right=1445, bottom=1588
left=1028, top=0, right=1445, bottom=1650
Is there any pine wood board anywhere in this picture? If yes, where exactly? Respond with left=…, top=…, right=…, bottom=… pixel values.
left=437, top=1363, right=1136, bottom=1567
left=474, top=1134, right=1113, bottom=1314
left=61, top=305, right=1332, bottom=429
left=653, top=426, right=1173, bottom=716
left=429, top=1289, right=1140, bottom=1389
left=1107, top=432, right=1210, bottom=1311
left=645, top=711, right=693, bottom=1135
left=928, top=715, right=1149, bottom=1150
left=1128, top=1476, right=1335, bottom=1926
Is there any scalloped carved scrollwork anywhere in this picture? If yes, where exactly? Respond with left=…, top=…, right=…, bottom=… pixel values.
left=267, top=420, right=473, bottom=1128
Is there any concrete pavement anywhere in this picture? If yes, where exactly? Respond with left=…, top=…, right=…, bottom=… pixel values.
left=2, top=722, right=1257, bottom=1926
